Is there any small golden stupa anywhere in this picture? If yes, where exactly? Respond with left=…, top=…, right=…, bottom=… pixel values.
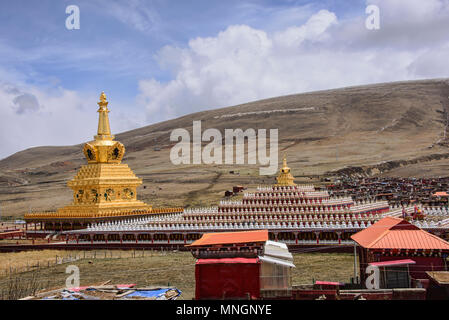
left=275, top=154, right=296, bottom=187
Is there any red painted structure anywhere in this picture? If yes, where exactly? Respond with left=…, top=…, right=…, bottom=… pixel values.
left=189, top=230, right=297, bottom=300
left=352, top=217, right=449, bottom=285
left=190, top=230, right=268, bottom=300
left=195, top=258, right=260, bottom=300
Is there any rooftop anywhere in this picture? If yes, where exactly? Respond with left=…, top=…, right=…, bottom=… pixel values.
left=351, top=217, right=449, bottom=250
left=188, top=229, right=268, bottom=247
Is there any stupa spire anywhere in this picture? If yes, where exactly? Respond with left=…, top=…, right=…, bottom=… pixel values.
left=95, top=91, right=113, bottom=140
left=83, top=92, right=124, bottom=164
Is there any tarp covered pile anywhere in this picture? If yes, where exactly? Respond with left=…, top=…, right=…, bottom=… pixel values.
left=21, top=283, right=182, bottom=300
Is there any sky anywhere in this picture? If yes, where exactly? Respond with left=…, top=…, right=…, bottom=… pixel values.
left=1, top=0, right=449, bottom=159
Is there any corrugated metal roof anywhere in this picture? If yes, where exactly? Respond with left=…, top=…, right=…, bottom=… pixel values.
left=188, top=230, right=268, bottom=247
left=351, top=217, right=449, bottom=250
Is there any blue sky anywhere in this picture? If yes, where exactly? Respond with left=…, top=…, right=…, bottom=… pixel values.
left=1, top=0, right=361, bottom=100
left=1, top=0, right=449, bottom=159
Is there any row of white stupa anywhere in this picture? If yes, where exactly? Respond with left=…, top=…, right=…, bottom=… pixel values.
left=84, top=208, right=446, bottom=232
left=184, top=204, right=388, bottom=214
left=87, top=220, right=378, bottom=232
left=256, top=185, right=315, bottom=191
left=221, top=196, right=351, bottom=203
left=78, top=203, right=449, bottom=233
left=242, top=191, right=331, bottom=199
left=182, top=203, right=389, bottom=215
left=182, top=213, right=382, bottom=222
left=423, top=207, right=449, bottom=216
left=220, top=199, right=353, bottom=207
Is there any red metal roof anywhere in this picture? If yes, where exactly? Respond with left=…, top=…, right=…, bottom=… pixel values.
left=196, top=258, right=259, bottom=264
left=351, top=217, right=449, bottom=250
left=369, top=259, right=416, bottom=267
left=188, top=230, right=268, bottom=247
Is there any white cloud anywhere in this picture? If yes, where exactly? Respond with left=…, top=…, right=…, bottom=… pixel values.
left=137, top=2, right=449, bottom=123
left=0, top=84, right=92, bottom=159
left=97, top=0, right=159, bottom=34
left=273, top=9, right=337, bottom=47
left=0, top=83, right=141, bottom=160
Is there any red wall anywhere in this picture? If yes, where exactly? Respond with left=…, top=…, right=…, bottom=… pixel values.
left=195, top=262, right=260, bottom=300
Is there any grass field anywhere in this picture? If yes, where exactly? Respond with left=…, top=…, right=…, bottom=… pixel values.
left=0, top=250, right=357, bottom=300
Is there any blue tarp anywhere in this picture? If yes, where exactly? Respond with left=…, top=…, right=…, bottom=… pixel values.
left=124, top=288, right=181, bottom=300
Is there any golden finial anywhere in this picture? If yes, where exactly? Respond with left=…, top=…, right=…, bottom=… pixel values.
left=95, top=91, right=112, bottom=139
left=98, top=91, right=108, bottom=108
left=283, top=153, right=287, bottom=168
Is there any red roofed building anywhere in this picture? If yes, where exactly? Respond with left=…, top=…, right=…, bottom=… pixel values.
left=188, top=230, right=295, bottom=300
left=351, top=217, right=449, bottom=286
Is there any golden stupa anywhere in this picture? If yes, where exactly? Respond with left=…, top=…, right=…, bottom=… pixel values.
left=24, top=92, right=170, bottom=229
left=57, top=92, right=152, bottom=216
left=275, top=155, right=296, bottom=187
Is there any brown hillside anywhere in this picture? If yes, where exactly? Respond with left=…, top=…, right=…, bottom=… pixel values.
left=1, top=79, right=449, bottom=218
